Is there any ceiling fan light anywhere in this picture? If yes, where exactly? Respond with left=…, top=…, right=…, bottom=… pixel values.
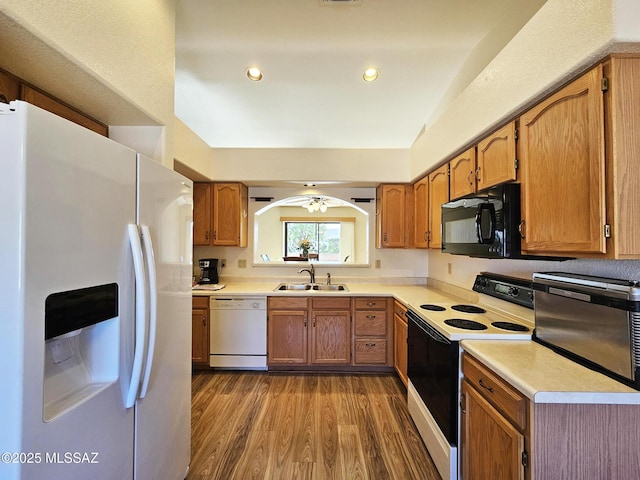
left=246, top=66, right=263, bottom=81
left=319, top=202, right=328, bottom=213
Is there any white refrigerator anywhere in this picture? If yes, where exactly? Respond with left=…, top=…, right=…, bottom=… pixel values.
left=0, top=101, right=193, bottom=479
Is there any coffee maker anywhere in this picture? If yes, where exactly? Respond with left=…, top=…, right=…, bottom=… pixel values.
left=199, top=258, right=220, bottom=284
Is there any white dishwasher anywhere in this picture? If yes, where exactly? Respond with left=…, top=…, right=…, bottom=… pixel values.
left=209, top=296, right=267, bottom=370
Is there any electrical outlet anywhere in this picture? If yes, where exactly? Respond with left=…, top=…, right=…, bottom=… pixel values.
left=238, top=259, right=247, bottom=268
left=375, top=259, right=381, bottom=269
left=221, top=259, right=226, bottom=268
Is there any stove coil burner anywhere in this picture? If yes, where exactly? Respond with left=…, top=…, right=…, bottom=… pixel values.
left=491, top=321, right=530, bottom=332
left=451, top=304, right=486, bottom=314
left=420, top=304, right=446, bottom=311
left=444, top=318, right=488, bottom=330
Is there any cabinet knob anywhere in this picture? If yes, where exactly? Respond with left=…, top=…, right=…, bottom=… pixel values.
left=366, top=302, right=376, bottom=307
left=365, top=343, right=376, bottom=347
left=366, top=315, right=376, bottom=319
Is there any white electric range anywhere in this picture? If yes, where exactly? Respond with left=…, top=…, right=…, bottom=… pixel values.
left=406, top=272, right=534, bottom=480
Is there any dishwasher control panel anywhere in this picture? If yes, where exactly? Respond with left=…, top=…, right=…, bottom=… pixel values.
left=209, top=297, right=266, bottom=310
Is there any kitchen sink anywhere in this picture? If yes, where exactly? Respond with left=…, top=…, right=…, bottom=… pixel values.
left=274, top=283, right=312, bottom=291
left=274, top=283, right=349, bottom=292
left=312, top=284, right=348, bottom=291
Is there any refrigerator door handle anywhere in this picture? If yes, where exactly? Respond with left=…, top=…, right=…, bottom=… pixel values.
left=139, top=225, right=157, bottom=399
left=126, top=224, right=147, bottom=409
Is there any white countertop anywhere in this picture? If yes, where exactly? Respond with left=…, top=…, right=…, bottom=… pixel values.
left=193, top=282, right=456, bottom=308
left=461, top=340, right=640, bottom=405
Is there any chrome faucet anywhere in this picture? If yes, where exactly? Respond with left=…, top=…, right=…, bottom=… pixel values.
left=298, top=264, right=315, bottom=284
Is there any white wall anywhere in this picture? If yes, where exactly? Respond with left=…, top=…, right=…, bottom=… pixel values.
left=0, top=0, right=176, bottom=166
left=208, top=148, right=411, bottom=185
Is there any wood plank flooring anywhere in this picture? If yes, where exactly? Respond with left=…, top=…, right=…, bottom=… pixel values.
left=187, top=371, right=441, bottom=480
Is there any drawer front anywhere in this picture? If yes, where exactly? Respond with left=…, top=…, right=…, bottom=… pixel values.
left=192, top=296, right=210, bottom=309
left=311, top=297, right=352, bottom=310
left=393, top=300, right=407, bottom=321
left=354, top=311, right=387, bottom=336
left=463, top=353, right=527, bottom=430
left=268, top=297, right=308, bottom=309
left=354, top=338, right=387, bottom=364
left=354, top=297, right=387, bottom=310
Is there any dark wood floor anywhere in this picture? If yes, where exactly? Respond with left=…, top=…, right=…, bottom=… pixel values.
left=187, top=371, right=441, bottom=480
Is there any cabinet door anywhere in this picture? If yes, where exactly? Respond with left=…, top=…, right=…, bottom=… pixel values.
left=428, top=164, right=449, bottom=249
left=461, top=381, right=525, bottom=480
left=519, top=65, right=606, bottom=255
left=413, top=176, right=429, bottom=248
left=310, top=310, right=350, bottom=364
left=449, top=147, right=476, bottom=200
left=393, top=312, right=408, bottom=387
left=268, top=310, right=308, bottom=364
left=377, top=184, right=407, bottom=248
left=192, top=308, right=209, bottom=365
left=476, top=121, right=517, bottom=191
left=193, top=183, right=212, bottom=246
left=212, top=183, right=248, bottom=246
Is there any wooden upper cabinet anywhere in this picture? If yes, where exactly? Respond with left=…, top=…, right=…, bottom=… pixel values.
left=376, top=184, right=413, bottom=248
left=413, top=176, right=429, bottom=248
left=519, top=65, right=606, bottom=255
left=21, top=85, right=108, bottom=137
left=428, top=164, right=449, bottom=249
left=476, top=121, right=517, bottom=191
left=449, top=147, right=477, bottom=200
left=0, top=69, right=20, bottom=103
left=193, top=183, right=212, bottom=246
left=603, top=56, right=640, bottom=259
left=1, top=68, right=108, bottom=136
left=193, top=182, right=248, bottom=247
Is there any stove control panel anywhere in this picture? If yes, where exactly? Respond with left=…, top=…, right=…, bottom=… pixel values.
left=473, top=272, right=534, bottom=309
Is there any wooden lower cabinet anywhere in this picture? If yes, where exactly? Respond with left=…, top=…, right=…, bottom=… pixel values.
left=462, top=352, right=640, bottom=479
left=461, top=380, right=525, bottom=480
left=268, top=296, right=351, bottom=366
left=310, top=309, right=351, bottom=364
left=393, top=300, right=408, bottom=387
left=353, top=297, right=392, bottom=366
left=192, top=296, right=210, bottom=367
left=268, top=296, right=394, bottom=370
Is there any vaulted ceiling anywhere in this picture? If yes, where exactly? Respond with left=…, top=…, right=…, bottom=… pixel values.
left=175, top=0, right=546, bottom=150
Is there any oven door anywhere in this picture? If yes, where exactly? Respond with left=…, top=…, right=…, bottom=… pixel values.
left=407, top=310, right=459, bottom=445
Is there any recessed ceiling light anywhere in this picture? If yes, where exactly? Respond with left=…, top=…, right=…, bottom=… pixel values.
left=363, top=67, right=380, bottom=82
left=304, top=183, right=317, bottom=187
left=246, top=66, right=263, bottom=81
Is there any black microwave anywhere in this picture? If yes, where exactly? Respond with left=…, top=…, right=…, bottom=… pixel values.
left=441, top=183, right=522, bottom=258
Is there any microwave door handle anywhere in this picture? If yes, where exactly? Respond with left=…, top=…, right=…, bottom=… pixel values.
left=476, top=203, right=496, bottom=244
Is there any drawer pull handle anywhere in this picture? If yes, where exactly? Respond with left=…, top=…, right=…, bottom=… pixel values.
left=367, top=302, right=376, bottom=306
left=366, top=315, right=376, bottom=319
left=479, top=378, right=494, bottom=393
left=365, top=343, right=376, bottom=347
